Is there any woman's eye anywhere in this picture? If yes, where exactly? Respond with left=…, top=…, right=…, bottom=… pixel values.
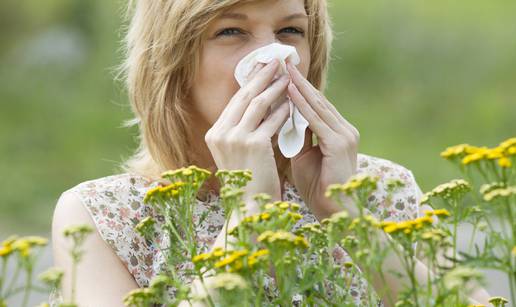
left=279, top=27, right=305, bottom=36
left=216, top=28, right=243, bottom=37
left=216, top=27, right=305, bottom=38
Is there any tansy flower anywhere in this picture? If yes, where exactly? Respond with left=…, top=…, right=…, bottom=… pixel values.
left=461, top=146, right=490, bottom=165
left=144, top=181, right=187, bottom=203
left=297, top=223, right=324, bottom=235
left=421, top=179, right=471, bottom=203
left=11, top=239, right=31, bottom=257
left=424, top=209, right=451, bottom=218
left=498, top=157, right=512, bottom=168
left=257, top=230, right=309, bottom=249
left=440, top=144, right=475, bottom=159
left=214, top=249, right=249, bottom=272
left=209, top=272, right=249, bottom=291
left=0, top=235, right=18, bottom=257
left=511, top=246, right=516, bottom=257
left=483, top=186, right=516, bottom=202
left=485, top=147, right=504, bottom=160
left=161, top=165, right=211, bottom=183
left=248, top=249, right=269, bottom=267
left=480, top=182, right=507, bottom=195
left=215, top=169, right=252, bottom=188
left=63, top=225, right=93, bottom=238
left=38, top=267, right=64, bottom=289
left=488, top=296, right=509, bottom=307
left=381, top=216, right=433, bottom=235
left=421, top=228, right=449, bottom=243
left=123, top=288, right=156, bottom=306
left=325, top=174, right=379, bottom=197
left=192, top=247, right=227, bottom=264
left=499, top=137, right=516, bottom=151
left=135, top=217, right=156, bottom=238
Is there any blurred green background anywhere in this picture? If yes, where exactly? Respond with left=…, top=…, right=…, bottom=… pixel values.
left=1, top=0, right=515, bottom=235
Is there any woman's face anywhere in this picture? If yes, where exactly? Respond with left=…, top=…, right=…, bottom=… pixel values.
left=188, top=0, right=311, bottom=131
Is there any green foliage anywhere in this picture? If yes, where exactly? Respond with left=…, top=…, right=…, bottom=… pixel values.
left=0, top=0, right=515, bottom=236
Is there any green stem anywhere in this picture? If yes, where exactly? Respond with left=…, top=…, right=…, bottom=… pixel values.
left=452, top=216, right=458, bottom=267
left=468, top=223, right=478, bottom=253
left=0, top=257, right=7, bottom=295
left=508, top=272, right=516, bottom=307
left=71, top=253, right=77, bottom=303
left=198, top=274, right=216, bottom=307
left=21, top=266, right=32, bottom=307
left=4, top=262, right=21, bottom=297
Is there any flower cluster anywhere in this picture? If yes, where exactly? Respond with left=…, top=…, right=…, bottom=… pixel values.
left=161, top=165, right=211, bottom=185
left=257, top=230, right=309, bottom=249
left=0, top=235, right=48, bottom=258
left=143, top=181, right=185, bottom=203
left=481, top=186, right=516, bottom=202
left=420, top=179, right=471, bottom=204
left=440, top=137, right=516, bottom=168
left=325, top=173, right=380, bottom=198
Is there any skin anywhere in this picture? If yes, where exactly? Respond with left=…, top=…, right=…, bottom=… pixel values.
left=52, top=0, right=492, bottom=305
left=187, top=0, right=311, bottom=202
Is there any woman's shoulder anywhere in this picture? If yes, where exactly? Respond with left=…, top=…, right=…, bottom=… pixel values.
left=355, top=152, right=423, bottom=221
left=357, top=152, right=416, bottom=179
left=55, top=172, right=161, bottom=287
left=62, top=172, right=158, bottom=213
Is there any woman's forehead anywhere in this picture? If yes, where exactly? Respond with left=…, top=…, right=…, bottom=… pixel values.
left=220, top=0, right=306, bottom=18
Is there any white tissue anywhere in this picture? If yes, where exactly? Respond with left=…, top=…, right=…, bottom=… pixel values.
left=234, top=42, right=309, bottom=158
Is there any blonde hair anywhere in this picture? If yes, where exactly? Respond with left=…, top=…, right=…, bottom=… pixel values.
left=117, top=0, right=334, bottom=180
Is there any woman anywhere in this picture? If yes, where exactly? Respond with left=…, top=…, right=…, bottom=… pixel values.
left=52, top=0, right=491, bottom=306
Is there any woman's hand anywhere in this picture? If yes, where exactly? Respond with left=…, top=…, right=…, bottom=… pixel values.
left=286, top=62, right=361, bottom=220
left=205, top=59, right=291, bottom=206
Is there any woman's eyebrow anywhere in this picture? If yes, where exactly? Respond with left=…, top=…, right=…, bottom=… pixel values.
left=219, top=12, right=308, bottom=21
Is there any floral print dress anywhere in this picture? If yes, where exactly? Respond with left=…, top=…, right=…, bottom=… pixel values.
left=50, top=153, right=423, bottom=306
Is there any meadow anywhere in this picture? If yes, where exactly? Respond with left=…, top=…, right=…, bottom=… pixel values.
left=1, top=0, right=515, bottom=235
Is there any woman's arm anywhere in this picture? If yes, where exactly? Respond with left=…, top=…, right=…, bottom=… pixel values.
left=52, top=191, right=140, bottom=306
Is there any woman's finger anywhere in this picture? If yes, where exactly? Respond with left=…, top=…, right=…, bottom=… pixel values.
left=237, top=74, right=290, bottom=132
left=217, top=59, right=280, bottom=129
left=253, top=100, right=290, bottom=138
left=246, top=62, right=266, bottom=84
left=287, top=81, right=334, bottom=140
left=287, top=63, right=359, bottom=137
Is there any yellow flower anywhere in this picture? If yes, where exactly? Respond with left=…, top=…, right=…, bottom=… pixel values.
left=12, top=239, right=31, bottom=257
left=461, top=147, right=490, bottom=165
left=440, top=144, right=474, bottom=159
left=499, top=137, right=516, bottom=151
left=192, top=252, right=211, bottom=263
left=512, top=246, right=516, bottom=257
left=424, top=209, right=451, bottom=218
left=257, top=230, right=309, bottom=249
left=0, top=235, right=18, bottom=257
left=486, top=147, right=504, bottom=160
left=498, top=157, right=512, bottom=168
left=24, top=236, right=48, bottom=246
left=248, top=249, right=269, bottom=267
left=325, top=174, right=379, bottom=197
left=214, top=249, right=249, bottom=271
